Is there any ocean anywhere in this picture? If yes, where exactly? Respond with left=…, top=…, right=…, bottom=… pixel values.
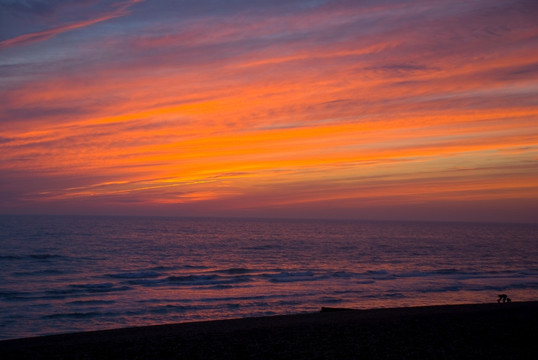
left=0, top=215, right=536, bottom=340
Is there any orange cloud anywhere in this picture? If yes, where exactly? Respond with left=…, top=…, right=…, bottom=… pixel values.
left=1, top=0, right=537, bottom=221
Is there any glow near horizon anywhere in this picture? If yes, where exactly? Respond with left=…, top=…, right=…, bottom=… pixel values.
left=1, top=0, right=537, bottom=222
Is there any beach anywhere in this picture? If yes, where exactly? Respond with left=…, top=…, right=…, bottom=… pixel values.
left=1, top=301, right=536, bottom=359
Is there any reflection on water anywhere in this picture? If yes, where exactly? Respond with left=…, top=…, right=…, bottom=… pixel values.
left=0, top=215, right=536, bottom=339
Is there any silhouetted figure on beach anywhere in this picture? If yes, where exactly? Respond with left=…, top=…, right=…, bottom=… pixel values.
left=497, top=294, right=511, bottom=303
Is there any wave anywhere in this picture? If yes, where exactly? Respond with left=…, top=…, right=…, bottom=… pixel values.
left=69, top=283, right=129, bottom=293
left=476, top=283, right=538, bottom=291
left=418, top=285, right=462, bottom=293
left=167, top=274, right=251, bottom=286
left=263, top=271, right=318, bottom=283
left=44, top=283, right=131, bottom=299
left=216, top=267, right=254, bottom=275
left=168, top=274, right=219, bottom=282
left=356, top=280, right=376, bottom=284
left=13, top=269, right=66, bottom=276
left=434, top=268, right=460, bottom=275
left=181, top=264, right=210, bottom=270
left=41, top=303, right=219, bottom=320
left=43, top=312, right=103, bottom=319
left=241, top=244, right=282, bottom=251
left=148, top=304, right=199, bottom=315
left=5, top=266, right=534, bottom=307
left=42, top=309, right=126, bottom=320
left=68, top=299, right=116, bottom=305
left=29, top=254, right=62, bottom=260
left=106, top=271, right=161, bottom=279
left=100, top=267, right=538, bottom=290
left=0, top=253, right=63, bottom=261
left=0, top=290, right=32, bottom=301
left=367, top=270, right=389, bottom=275
left=383, top=292, right=406, bottom=299
left=318, top=297, right=343, bottom=304
left=0, top=255, right=24, bottom=260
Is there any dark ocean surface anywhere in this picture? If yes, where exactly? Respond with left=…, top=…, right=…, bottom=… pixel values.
left=0, top=215, right=536, bottom=340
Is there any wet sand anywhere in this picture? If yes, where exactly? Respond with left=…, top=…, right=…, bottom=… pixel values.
left=1, top=301, right=536, bottom=359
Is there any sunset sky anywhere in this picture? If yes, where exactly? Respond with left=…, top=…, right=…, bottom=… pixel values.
left=1, top=0, right=537, bottom=222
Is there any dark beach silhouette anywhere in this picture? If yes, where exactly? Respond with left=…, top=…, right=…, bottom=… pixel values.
left=2, top=302, right=536, bottom=359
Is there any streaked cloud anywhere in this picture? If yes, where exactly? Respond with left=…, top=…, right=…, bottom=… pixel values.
left=1, top=0, right=537, bottom=222
left=0, top=0, right=143, bottom=48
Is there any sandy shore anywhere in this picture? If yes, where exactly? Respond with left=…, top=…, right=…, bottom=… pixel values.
left=1, top=301, right=536, bottom=359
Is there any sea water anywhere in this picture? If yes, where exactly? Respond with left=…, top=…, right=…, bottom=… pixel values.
left=0, top=215, right=536, bottom=340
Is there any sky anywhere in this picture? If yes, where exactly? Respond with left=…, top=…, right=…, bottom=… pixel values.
left=1, top=0, right=537, bottom=223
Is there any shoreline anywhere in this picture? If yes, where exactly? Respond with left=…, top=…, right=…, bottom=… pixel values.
left=1, top=301, right=537, bottom=359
